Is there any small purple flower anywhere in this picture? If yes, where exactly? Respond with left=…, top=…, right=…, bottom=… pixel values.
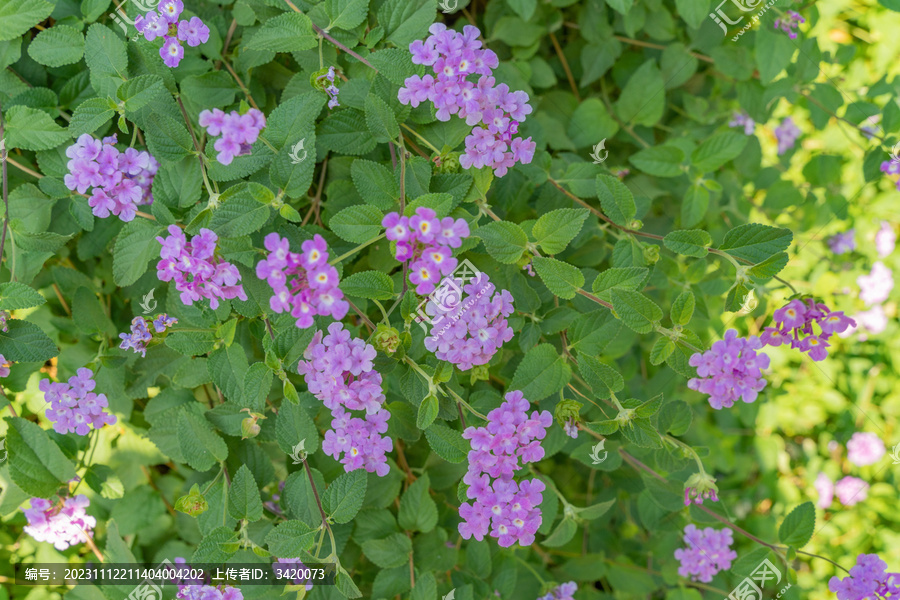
left=728, top=110, right=755, bottom=135
left=538, top=582, right=577, bottom=600
left=24, top=495, right=97, bottom=550
left=137, top=11, right=168, bottom=41
left=687, top=329, right=770, bottom=409
left=200, top=108, right=267, bottom=165
left=846, top=432, right=886, bottom=467
left=0, top=310, right=9, bottom=333
left=774, top=10, right=805, bottom=39
left=38, top=368, right=116, bottom=436
left=761, top=298, right=855, bottom=361
left=774, top=117, right=801, bottom=155
left=674, top=525, right=737, bottom=583
left=829, top=554, right=900, bottom=600
left=158, top=0, right=184, bottom=23
left=177, top=16, right=210, bottom=47
left=828, top=230, right=855, bottom=254
left=160, top=37, right=184, bottom=68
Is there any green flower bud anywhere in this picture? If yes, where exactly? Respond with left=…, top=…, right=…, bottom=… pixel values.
left=241, top=417, right=261, bottom=439
left=372, top=323, right=401, bottom=354
left=433, top=151, right=461, bottom=174
left=553, top=398, right=583, bottom=428
left=174, top=484, right=209, bottom=517
left=642, top=244, right=660, bottom=265
left=469, top=364, right=490, bottom=385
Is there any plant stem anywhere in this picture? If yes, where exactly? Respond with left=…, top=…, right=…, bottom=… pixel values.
left=399, top=125, right=440, bottom=154
left=328, top=233, right=386, bottom=265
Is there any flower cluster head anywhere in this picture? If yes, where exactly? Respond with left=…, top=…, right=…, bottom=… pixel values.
left=857, top=261, right=894, bottom=306
left=846, top=432, right=886, bottom=467
left=156, top=226, right=246, bottom=309
left=728, top=110, right=755, bottom=135
left=774, top=117, right=801, bottom=154
left=119, top=314, right=178, bottom=357
left=256, top=233, right=348, bottom=329
left=687, top=329, right=770, bottom=409
left=398, top=24, right=536, bottom=177
left=829, top=554, right=900, bottom=600
left=424, top=272, right=515, bottom=371
left=312, top=66, right=340, bottom=109
left=0, top=310, right=10, bottom=332
left=774, top=10, right=805, bottom=39
left=274, top=558, right=314, bottom=590
left=39, top=368, right=116, bottom=436
left=683, top=472, right=719, bottom=506
left=880, top=160, right=900, bottom=191
left=64, top=134, right=158, bottom=222
left=0, top=354, right=10, bottom=378
left=297, top=323, right=392, bottom=476
left=815, top=473, right=870, bottom=507
left=382, top=207, right=470, bottom=295
left=828, top=230, right=856, bottom=254
left=169, top=558, right=242, bottom=599
left=537, top=582, right=577, bottom=600
left=760, top=298, right=855, bottom=361
left=674, top=525, right=737, bottom=583
left=458, top=391, right=550, bottom=547
left=199, top=108, right=267, bottom=165
left=876, top=221, right=896, bottom=257
left=134, top=0, right=210, bottom=67
left=815, top=472, right=834, bottom=508
left=23, top=495, right=97, bottom=550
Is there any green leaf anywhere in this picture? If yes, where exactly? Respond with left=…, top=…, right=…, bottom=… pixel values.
left=510, top=343, right=571, bottom=401
left=4, top=106, right=70, bottom=151
left=209, top=183, right=273, bottom=238
left=657, top=400, right=692, bottom=436
left=577, top=354, right=624, bottom=397
left=112, top=219, right=165, bottom=287
left=532, top=208, right=589, bottom=255
left=628, top=145, right=685, bottom=177
left=69, top=97, right=116, bottom=137
left=327, top=0, right=370, bottom=30
left=416, top=394, right=439, bottom=430
left=377, top=0, right=436, bottom=48
left=675, top=0, right=709, bottom=28
left=749, top=252, right=789, bottom=280
left=778, top=502, right=815, bottom=548
left=4, top=416, right=76, bottom=498
left=84, top=24, right=128, bottom=98
left=340, top=271, right=394, bottom=300
left=145, top=113, right=194, bottom=163
left=28, top=25, right=85, bottom=67
left=663, top=229, right=712, bottom=258
left=575, top=498, right=616, bottom=520
left=474, top=221, right=528, bottom=264
left=117, top=74, right=165, bottom=113
left=567, top=98, right=619, bottom=148
left=532, top=256, right=584, bottom=299
left=615, top=60, right=665, bottom=126
left=605, top=0, right=633, bottom=13
left=362, top=533, right=412, bottom=569
left=398, top=473, right=438, bottom=532
left=331, top=204, right=385, bottom=243
left=323, top=470, right=367, bottom=524
left=756, top=28, right=795, bottom=84
left=0, top=282, right=46, bottom=311
left=166, top=331, right=217, bottom=356
left=620, top=418, right=662, bottom=448
left=276, top=401, right=320, bottom=457
left=177, top=410, right=229, bottom=472
left=72, top=286, right=115, bottom=336
left=245, top=13, right=317, bottom=52
left=0, top=320, right=58, bottom=363
left=592, top=267, right=648, bottom=301
left=670, top=291, right=695, bottom=325
left=610, top=289, right=663, bottom=334
left=542, top=517, right=577, bottom=547
left=207, top=345, right=248, bottom=404
left=691, top=131, right=748, bottom=172
left=351, top=159, right=399, bottom=211
left=229, top=464, right=264, bottom=522
left=0, top=0, right=54, bottom=42
left=365, top=93, right=399, bottom=143
left=336, top=564, right=363, bottom=598
left=265, top=520, right=317, bottom=557
left=596, top=175, right=636, bottom=227
left=719, top=223, right=793, bottom=263
left=317, top=109, right=377, bottom=155
left=649, top=337, right=675, bottom=366
left=423, top=422, right=468, bottom=463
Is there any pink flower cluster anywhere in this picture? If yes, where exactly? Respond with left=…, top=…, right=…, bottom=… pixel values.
left=0, top=353, right=10, bottom=378
left=687, top=329, right=770, bottom=409
left=673, top=525, right=737, bottom=583
left=38, top=368, right=116, bottom=436
left=847, top=432, right=886, bottom=467
left=199, top=108, right=267, bottom=165
left=157, top=226, right=246, bottom=309
left=458, top=391, right=550, bottom=547
left=297, top=323, right=392, bottom=477
left=815, top=473, right=870, bottom=508
left=134, top=0, right=210, bottom=68
left=760, top=298, right=855, bottom=360
left=382, top=207, right=470, bottom=295
left=857, top=262, right=894, bottom=306
left=23, top=495, right=97, bottom=550
left=424, top=273, right=515, bottom=371
left=64, top=134, right=158, bottom=222
left=830, top=554, right=900, bottom=600
left=398, top=24, right=536, bottom=177
left=538, top=582, right=577, bottom=600
left=256, top=233, right=348, bottom=329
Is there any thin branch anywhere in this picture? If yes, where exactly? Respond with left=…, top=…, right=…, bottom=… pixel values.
left=0, top=101, right=9, bottom=271
left=283, top=0, right=379, bottom=72
left=549, top=32, right=580, bottom=101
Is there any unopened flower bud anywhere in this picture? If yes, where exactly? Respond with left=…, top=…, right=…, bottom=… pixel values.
left=174, top=484, right=209, bottom=517
left=373, top=323, right=401, bottom=354
left=643, top=244, right=660, bottom=265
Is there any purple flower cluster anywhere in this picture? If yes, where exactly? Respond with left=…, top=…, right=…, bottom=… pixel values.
left=0, top=310, right=9, bottom=332
left=760, top=299, right=855, bottom=361
left=199, top=108, right=267, bottom=165
left=880, top=160, right=900, bottom=191
left=157, top=226, right=246, bottom=309
left=687, top=329, right=770, bottom=409
left=673, top=525, right=737, bottom=583
left=274, top=558, right=314, bottom=590
left=23, top=495, right=97, bottom=550
left=38, top=368, right=116, bottom=436
left=876, top=221, right=896, bottom=257
left=398, top=24, right=536, bottom=177
left=684, top=487, right=718, bottom=505
left=0, top=354, right=10, bottom=378
left=382, top=207, right=470, bottom=295
left=828, top=230, right=856, bottom=254
left=774, top=10, right=805, bottom=39
left=424, top=273, right=515, bottom=371
left=846, top=432, right=886, bottom=467
left=458, top=391, right=550, bottom=547
left=537, top=582, right=577, bottom=600
left=816, top=473, right=870, bottom=507
left=256, top=233, right=348, bottom=329
left=315, top=67, right=340, bottom=109
left=728, top=111, right=755, bottom=135
left=134, top=0, right=210, bottom=68
left=64, top=134, right=158, bottom=222
left=830, top=555, right=900, bottom=600
left=297, top=323, right=392, bottom=476
left=119, top=314, right=178, bottom=357
left=857, top=261, right=894, bottom=306
left=774, top=117, right=801, bottom=154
